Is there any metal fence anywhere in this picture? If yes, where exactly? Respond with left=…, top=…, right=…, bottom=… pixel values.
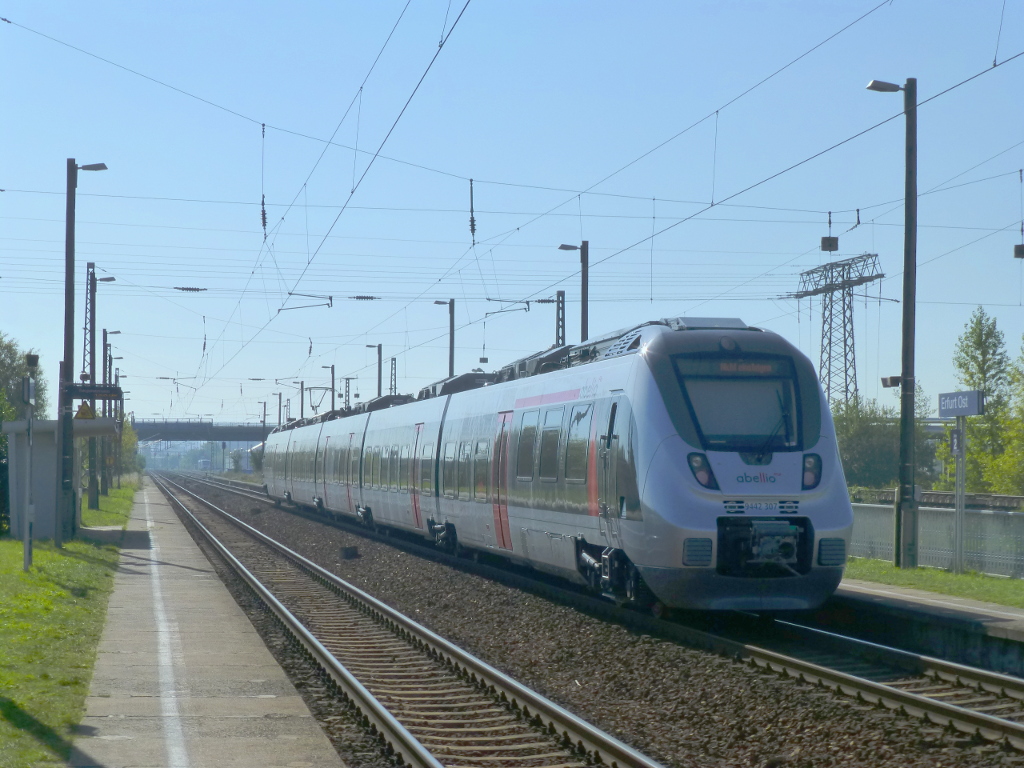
left=851, top=504, right=1024, bottom=578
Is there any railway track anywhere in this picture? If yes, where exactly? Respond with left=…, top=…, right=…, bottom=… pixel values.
left=150, top=472, right=666, bottom=768
left=169, top=471, right=1024, bottom=752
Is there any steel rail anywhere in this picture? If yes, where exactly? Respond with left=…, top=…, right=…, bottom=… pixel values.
left=776, top=620, right=1024, bottom=703
left=151, top=474, right=444, bottom=768
left=165, top=471, right=1024, bottom=750
left=154, top=473, right=669, bottom=768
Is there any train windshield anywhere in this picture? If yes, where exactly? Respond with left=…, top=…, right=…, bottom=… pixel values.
left=672, top=355, right=801, bottom=453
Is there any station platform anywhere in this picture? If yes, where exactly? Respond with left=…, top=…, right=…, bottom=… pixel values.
left=837, top=578, right=1024, bottom=644
left=804, top=577, right=1024, bottom=676
left=70, top=477, right=345, bottom=768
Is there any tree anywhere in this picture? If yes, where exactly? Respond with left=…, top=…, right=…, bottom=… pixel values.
left=945, top=307, right=1011, bottom=491
left=831, top=396, right=899, bottom=488
left=982, top=335, right=1024, bottom=494
left=117, top=421, right=140, bottom=475
left=250, top=444, right=264, bottom=474
left=0, top=331, right=50, bottom=420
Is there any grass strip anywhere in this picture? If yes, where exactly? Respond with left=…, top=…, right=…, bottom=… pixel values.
left=844, top=556, right=1024, bottom=609
left=80, top=479, right=139, bottom=529
left=0, top=538, right=120, bottom=768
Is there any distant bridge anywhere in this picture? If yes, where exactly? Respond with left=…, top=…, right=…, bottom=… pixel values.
left=132, top=419, right=268, bottom=443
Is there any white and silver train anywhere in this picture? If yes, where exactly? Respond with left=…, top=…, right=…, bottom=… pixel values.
left=263, top=317, right=853, bottom=612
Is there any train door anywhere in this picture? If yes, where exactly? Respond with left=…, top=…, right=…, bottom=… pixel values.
left=492, top=411, right=514, bottom=550
left=599, top=399, right=623, bottom=548
left=410, top=423, right=424, bottom=529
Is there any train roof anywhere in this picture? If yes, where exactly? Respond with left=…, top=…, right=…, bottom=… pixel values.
left=269, top=316, right=760, bottom=434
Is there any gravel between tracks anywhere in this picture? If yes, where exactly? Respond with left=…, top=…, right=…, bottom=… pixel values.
left=186, top=481, right=1022, bottom=768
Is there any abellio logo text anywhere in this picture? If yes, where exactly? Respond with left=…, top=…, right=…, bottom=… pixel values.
left=736, top=472, right=780, bottom=483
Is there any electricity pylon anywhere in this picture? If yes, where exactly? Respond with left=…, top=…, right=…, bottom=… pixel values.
left=784, top=253, right=884, bottom=403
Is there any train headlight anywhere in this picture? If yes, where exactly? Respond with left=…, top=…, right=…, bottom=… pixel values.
left=802, top=454, right=822, bottom=490
left=687, top=453, right=719, bottom=490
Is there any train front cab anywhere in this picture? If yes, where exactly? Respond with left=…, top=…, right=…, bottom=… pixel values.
left=628, top=327, right=853, bottom=612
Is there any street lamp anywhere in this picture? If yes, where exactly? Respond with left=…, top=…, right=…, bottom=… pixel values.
left=434, top=300, right=455, bottom=378
left=366, top=344, right=382, bottom=397
left=58, top=158, right=106, bottom=547
left=558, top=241, right=589, bottom=342
left=322, top=365, right=335, bottom=411
left=867, top=77, right=918, bottom=568
left=86, top=270, right=115, bottom=509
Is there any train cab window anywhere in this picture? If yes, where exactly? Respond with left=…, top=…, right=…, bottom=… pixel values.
left=442, top=442, right=457, bottom=498
left=458, top=442, right=472, bottom=500
left=474, top=440, right=489, bottom=501
left=399, top=446, right=410, bottom=492
left=539, top=407, right=564, bottom=481
left=673, top=355, right=801, bottom=453
left=565, top=403, right=594, bottom=482
left=516, top=410, right=540, bottom=480
left=420, top=443, right=434, bottom=493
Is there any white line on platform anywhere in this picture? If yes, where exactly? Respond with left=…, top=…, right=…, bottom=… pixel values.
left=144, top=488, right=191, bottom=768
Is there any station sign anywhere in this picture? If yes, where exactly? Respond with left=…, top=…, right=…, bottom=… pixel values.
left=938, top=390, right=985, bottom=418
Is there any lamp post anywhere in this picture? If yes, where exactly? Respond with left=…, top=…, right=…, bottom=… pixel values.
left=273, top=392, right=282, bottom=426
left=558, top=241, right=589, bottom=342
left=100, top=329, right=120, bottom=495
left=58, top=159, right=106, bottom=546
left=366, top=344, right=382, bottom=397
left=434, top=299, right=455, bottom=378
left=867, top=77, right=918, bottom=568
left=86, top=271, right=115, bottom=509
left=23, top=353, right=39, bottom=571
left=322, top=365, right=335, bottom=411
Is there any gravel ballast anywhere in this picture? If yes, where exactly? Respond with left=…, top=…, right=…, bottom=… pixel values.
left=182, top=480, right=1022, bottom=768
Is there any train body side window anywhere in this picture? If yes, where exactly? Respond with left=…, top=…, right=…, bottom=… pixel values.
left=474, top=440, right=489, bottom=501
left=355, top=444, right=365, bottom=487
left=399, top=446, right=410, bottom=491
left=362, top=446, right=371, bottom=487
left=389, top=445, right=398, bottom=491
left=539, top=407, right=564, bottom=481
left=565, top=403, right=594, bottom=482
left=516, top=410, right=539, bottom=480
left=372, top=446, right=382, bottom=489
left=442, top=442, right=457, bottom=498
left=420, top=443, right=435, bottom=493
left=458, top=442, right=472, bottom=500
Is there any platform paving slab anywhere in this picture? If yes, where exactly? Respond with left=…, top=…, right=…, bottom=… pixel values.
left=70, top=477, right=347, bottom=768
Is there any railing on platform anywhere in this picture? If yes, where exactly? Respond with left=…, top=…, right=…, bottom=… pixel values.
left=851, top=503, right=1024, bottom=578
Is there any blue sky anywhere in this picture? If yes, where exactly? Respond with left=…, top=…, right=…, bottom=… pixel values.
left=2, top=1, right=1023, bottom=424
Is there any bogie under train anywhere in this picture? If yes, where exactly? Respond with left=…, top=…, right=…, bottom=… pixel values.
left=264, top=317, right=852, bottom=611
